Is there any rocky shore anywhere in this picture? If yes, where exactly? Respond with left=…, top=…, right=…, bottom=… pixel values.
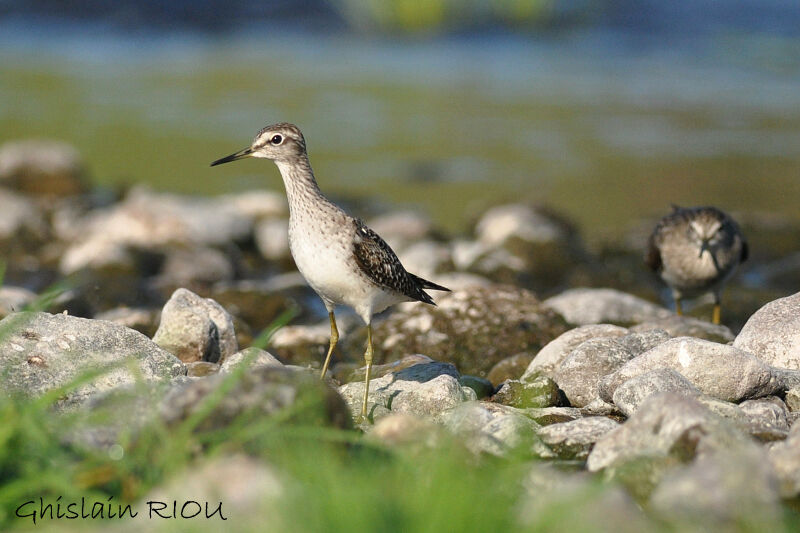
left=2, top=140, right=800, bottom=529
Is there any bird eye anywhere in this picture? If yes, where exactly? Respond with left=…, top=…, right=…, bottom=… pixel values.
left=270, top=135, right=283, bottom=145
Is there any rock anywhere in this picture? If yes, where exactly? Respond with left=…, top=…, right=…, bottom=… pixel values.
left=600, top=337, right=783, bottom=403
left=369, top=285, right=568, bottom=378
left=767, top=424, right=800, bottom=498
left=161, top=365, right=351, bottom=431
left=0, top=140, right=87, bottom=196
left=93, top=307, right=159, bottom=337
left=153, top=288, right=238, bottom=364
left=587, top=393, right=753, bottom=474
left=738, top=397, right=790, bottom=442
left=649, top=448, right=782, bottom=530
left=254, top=218, right=291, bottom=263
left=0, top=285, right=37, bottom=318
left=219, top=347, right=283, bottom=374
left=0, top=188, right=48, bottom=247
left=143, top=455, right=283, bottom=520
left=440, top=401, right=542, bottom=457
left=367, top=210, right=433, bottom=252
left=396, top=240, right=453, bottom=280
left=538, top=416, right=620, bottom=460
left=491, top=377, right=559, bottom=409
left=610, top=369, right=701, bottom=418
left=458, top=375, right=495, bottom=399
left=553, top=331, right=668, bottom=408
left=220, top=189, right=286, bottom=220
left=343, top=354, right=437, bottom=383
left=0, top=311, right=185, bottom=406
left=786, top=386, right=800, bottom=412
left=210, top=275, right=316, bottom=336
left=337, top=361, right=468, bottom=422
left=526, top=406, right=583, bottom=425
left=487, top=352, right=534, bottom=385
left=733, top=291, right=800, bottom=369
left=60, top=186, right=253, bottom=274
left=543, top=288, right=671, bottom=326
left=365, top=412, right=445, bottom=451
left=154, top=246, right=236, bottom=291
left=475, top=203, right=575, bottom=247
left=522, top=324, right=629, bottom=380
left=519, top=464, right=655, bottom=531
left=185, top=361, right=220, bottom=377
left=631, top=315, right=734, bottom=343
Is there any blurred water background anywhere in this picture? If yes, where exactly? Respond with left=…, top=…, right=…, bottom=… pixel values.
left=1, top=0, right=799, bottom=239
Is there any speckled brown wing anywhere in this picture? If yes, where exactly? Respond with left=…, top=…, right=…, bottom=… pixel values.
left=351, top=219, right=445, bottom=304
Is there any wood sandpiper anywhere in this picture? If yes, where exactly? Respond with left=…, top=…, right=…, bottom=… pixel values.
left=645, top=205, right=748, bottom=324
left=211, top=123, right=450, bottom=420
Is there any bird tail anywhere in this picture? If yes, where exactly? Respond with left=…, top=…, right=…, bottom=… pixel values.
left=410, top=273, right=451, bottom=292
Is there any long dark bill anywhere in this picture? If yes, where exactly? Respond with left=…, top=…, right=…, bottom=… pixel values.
left=210, top=147, right=253, bottom=167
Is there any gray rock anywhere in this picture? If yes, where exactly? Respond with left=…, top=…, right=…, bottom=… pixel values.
left=631, top=315, right=734, bottom=343
left=369, top=285, right=568, bottom=378
left=543, top=288, right=672, bottom=326
left=475, top=203, right=572, bottom=246
left=254, top=217, right=291, bottom=262
left=650, top=448, right=782, bottom=530
left=738, top=397, right=790, bottom=442
left=367, top=210, right=433, bottom=252
left=733, top=291, right=800, bottom=369
left=461, top=204, right=584, bottom=291
left=219, top=347, right=283, bottom=374
left=143, top=454, right=283, bottom=520
left=0, top=139, right=87, bottom=196
left=338, top=361, right=468, bottom=422
left=522, top=324, right=629, bottom=380
left=786, top=386, right=800, bottom=412
left=601, top=337, right=783, bottom=403
left=93, top=307, right=159, bottom=337
left=538, top=417, right=620, bottom=460
left=519, top=464, right=655, bottom=531
left=0, top=188, right=48, bottom=244
left=526, top=406, right=583, bottom=425
left=185, top=361, right=220, bottom=377
left=0, top=311, right=185, bottom=406
left=220, top=189, right=286, bottom=221
left=161, top=365, right=351, bottom=431
left=767, top=424, right=800, bottom=498
left=587, top=393, right=753, bottom=473
left=396, top=240, right=453, bottom=280
left=366, top=412, right=446, bottom=451
left=155, top=246, right=236, bottom=289
left=611, top=369, right=701, bottom=417
left=553, top=330, right=665, bottom=408
left=440, top=401, right=541, bottom=457
left=0, top=285, right=37, bottom=318
left=60, top=186, right=252, bottom=274
left=491, top=376, right=559, bottom=409
left=153, top=288, right=238, bottom=364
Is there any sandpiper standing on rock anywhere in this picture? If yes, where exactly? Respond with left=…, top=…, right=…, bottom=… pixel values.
left=645, top=205, right=748, bottom=325
left=212, top=123, right=450, bottom=420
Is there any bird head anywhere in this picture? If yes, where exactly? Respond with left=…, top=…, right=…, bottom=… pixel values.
left=211, top=123, right=307, bottom=166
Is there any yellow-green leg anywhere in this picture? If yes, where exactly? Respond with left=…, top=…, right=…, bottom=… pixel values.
left=319, top=312, right=338, bottom=380
left=361, top=324, right=374, bottom=419
left=675, top=298, right=683, bottom=316
left=712, top=303, right=721, bottom=325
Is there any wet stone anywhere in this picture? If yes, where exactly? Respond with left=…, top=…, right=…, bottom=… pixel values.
left=491, top=377, right=560, bottom=409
